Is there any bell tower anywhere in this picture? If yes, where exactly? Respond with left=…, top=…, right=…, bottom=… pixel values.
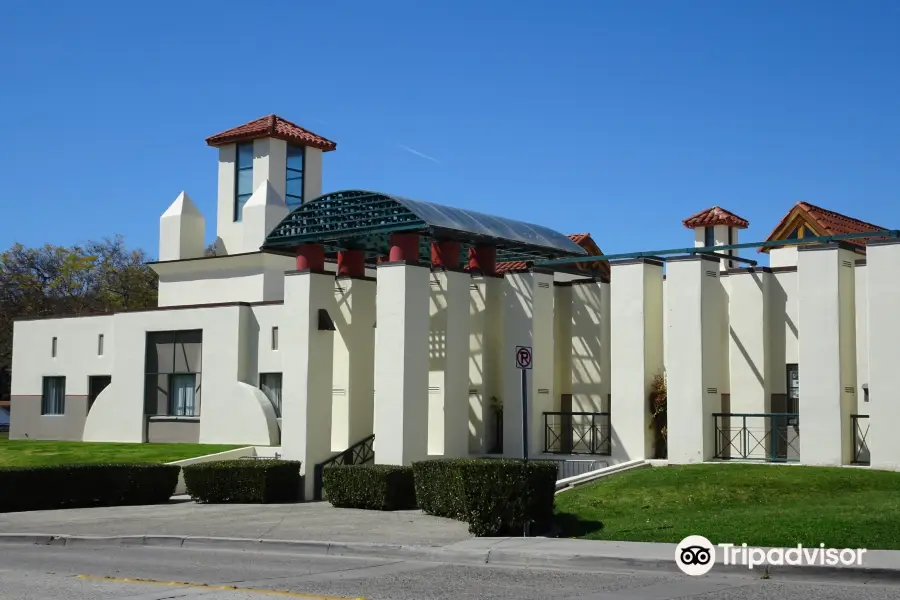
left=205, top=115, right=337, bottom=255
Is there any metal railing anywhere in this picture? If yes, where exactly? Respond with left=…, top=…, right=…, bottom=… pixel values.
left=543, top=412, right=611, bottom=455
left=312, top=434, right=375, bottom=501
left=851, top=414, right=870, bottom=465
left=713, top=413, right=800, bottom=462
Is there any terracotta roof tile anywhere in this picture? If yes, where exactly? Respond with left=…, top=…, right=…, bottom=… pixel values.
left=682, top=206, right=749, bottom=229
left=206, top=114, right=337, bottom=152
left=763, top=201, right=892, bottom=251
left=496, top=233, right=606, bottom=276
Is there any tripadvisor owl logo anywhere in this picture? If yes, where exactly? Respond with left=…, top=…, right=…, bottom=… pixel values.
left=675, top=535, right=715, bottom=576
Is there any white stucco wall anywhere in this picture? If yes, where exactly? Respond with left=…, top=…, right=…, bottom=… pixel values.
left=769, top=247, right=799, bottom=268
left=12, top=315, right=115, bottom=396
left=153, top=253, right=295, bottom=307
left=52, top=304, right=281, bottom=445
left=854, top=263, right=869, bottom=413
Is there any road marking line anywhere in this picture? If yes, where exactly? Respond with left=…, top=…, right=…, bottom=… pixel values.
left=74, top=574, right=365, bottom=599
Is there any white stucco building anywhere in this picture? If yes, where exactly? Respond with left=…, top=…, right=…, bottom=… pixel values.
left=10, top=114, right=900, bottom=499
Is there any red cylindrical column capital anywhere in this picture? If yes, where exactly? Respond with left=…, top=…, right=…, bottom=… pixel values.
left=295, top=244, right=325, bottom=272
left=388, top=233, right=420, bottom=263
left=430, top=241, right=461, bottom=270
left=467, top=245, right=496, bottom=275
left=337, top=250, right=366, bottom=277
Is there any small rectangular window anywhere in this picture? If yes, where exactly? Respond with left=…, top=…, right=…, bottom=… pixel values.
left=271, top=326, right=279, bottom=350
left=98, top=334, right=104, bottom=356
left=41, top=376, right=66, bottom=415
left=234, top=142, right=255, bottom=221
left=260, top=373, right=283, bottom=417
left=285, top=144, right=304, bottom=210
left=51, top=337, right=58, bottom=358
left=169, top=373, right=198, bottom=416
left=704, top=226, right=715, bottom=247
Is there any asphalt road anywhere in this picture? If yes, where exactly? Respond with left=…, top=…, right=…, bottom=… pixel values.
left=1, top=543, right=899, bottom=600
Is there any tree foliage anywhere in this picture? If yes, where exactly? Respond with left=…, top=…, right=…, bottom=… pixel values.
left=0, top=235, right=158, bottom=400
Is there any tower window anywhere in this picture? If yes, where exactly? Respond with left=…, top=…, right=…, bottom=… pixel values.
left=704, top=226, right=715, bottom=248
left=286, top=144, right=304, bottom=210
left=234, top=142, right=254, bottom=221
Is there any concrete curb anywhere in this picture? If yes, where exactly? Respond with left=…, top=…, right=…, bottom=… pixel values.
left=1, top=533, right=899, bottom=582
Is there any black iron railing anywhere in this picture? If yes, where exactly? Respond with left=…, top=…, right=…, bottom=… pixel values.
left=543, top=412, right=610, bottom=455
left=714, top=413, right=800, bottom=462
left=851, top=414, right=870, bottom=465
left=312, top=434, right=375, bottom=501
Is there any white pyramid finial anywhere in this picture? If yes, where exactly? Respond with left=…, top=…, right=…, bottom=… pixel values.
left=159, top=191, right=205, bottom=261
left=241, top=179, right=289, bottom=253
left=162, top=191, right=203, bottom=218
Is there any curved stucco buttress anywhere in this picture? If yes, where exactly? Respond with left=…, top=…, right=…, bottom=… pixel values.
left=83, top=382, right=144, bottom=442
left=197, top=381, right=280, bottom=446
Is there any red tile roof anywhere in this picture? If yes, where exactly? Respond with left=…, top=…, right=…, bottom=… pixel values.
left=206, top=114, right=337, bottom=152
left=496, top=233, right=606, bottom=276
left=764, top=201, right=891, bottom=251
left=682, top=206, right=749, bottom=229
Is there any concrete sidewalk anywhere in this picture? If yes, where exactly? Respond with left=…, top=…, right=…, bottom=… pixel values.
left=1, top=501, right=899, bottom=581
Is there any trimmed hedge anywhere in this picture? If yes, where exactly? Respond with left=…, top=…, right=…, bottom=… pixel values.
left=0, top=463, right=180, bottom=513
left=323, top=464, right=417, bottom=510
left=412, top=459, right=466, bottom=520
left=183, top=459, right=302, bottom=503
left=413, top=458, right=558, bottom=536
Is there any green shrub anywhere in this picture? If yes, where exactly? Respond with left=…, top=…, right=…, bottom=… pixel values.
left=323, top=464, right=416, bottom=510
left=413, top=459, right=467, bottom=520
left=412, top=458, right=558, bottom=536
left=183, top=459, right=302, bottom=503
left=0, top=463, right=180, bottom=513
left=458, top=459, right=558, bottom=536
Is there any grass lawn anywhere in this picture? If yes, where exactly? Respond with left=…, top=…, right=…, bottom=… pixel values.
left=554, top=464, right=900, bottom=550
left=0, top=435, right=241, bottom=467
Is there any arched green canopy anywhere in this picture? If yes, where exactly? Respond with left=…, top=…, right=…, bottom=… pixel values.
left=262, top=190, right=587, bottom=263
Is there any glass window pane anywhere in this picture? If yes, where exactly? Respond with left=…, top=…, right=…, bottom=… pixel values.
left=42, top=377, right=66, bottom=415
left=235, top=193, right=252, bottom=221
left=704, top=227, right=715, bottom=247
left=260, top=373, right=282, bottom=417
left=237, top=168, right=254, bottom=196
left=237, top=143, right=254, bottom=168
left=286, top=176, right=303, bottom=199
left=286, top=196, right=302, bottom=211
left=286, top=145, right=304, bottom=171
left=170, top=374, right=197, bottom=416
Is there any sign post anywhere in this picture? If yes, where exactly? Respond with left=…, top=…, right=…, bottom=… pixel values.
left=515, top=345, right=533, bottom=538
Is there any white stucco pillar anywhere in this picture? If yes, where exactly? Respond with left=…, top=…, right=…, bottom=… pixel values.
left=666, top=256, right=725, bottom=464
left=281, top=270, right=335, bottom=500
left=727, top=268, right=772, bottom=459
left=469, top=275, right=503, bottom=454
left=330, top=276, right=376, bottom=451
left=798, top=243, right=857, bottom=466
left=865, top=241, right=900, bottom=469
left=502, top=270, right=554, bottom=458
left=569, top=280, right=609, bottom=414
left=610, top=259, right=664, bottom=462
left=373, top=263, right=430, bottom=465
left=427, top=270, right=471, bottom=458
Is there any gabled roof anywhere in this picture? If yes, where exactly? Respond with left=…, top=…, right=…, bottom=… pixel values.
left=762, top=201, right=889, bottom=253
left=682, top=206, right=749, bottom=229
left=496, top=233, right=609, bottom=278
left=206, top=114, right=337, bottom=152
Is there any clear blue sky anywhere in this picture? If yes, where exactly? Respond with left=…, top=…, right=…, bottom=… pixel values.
left=2, top=1, right=898, bottom=261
